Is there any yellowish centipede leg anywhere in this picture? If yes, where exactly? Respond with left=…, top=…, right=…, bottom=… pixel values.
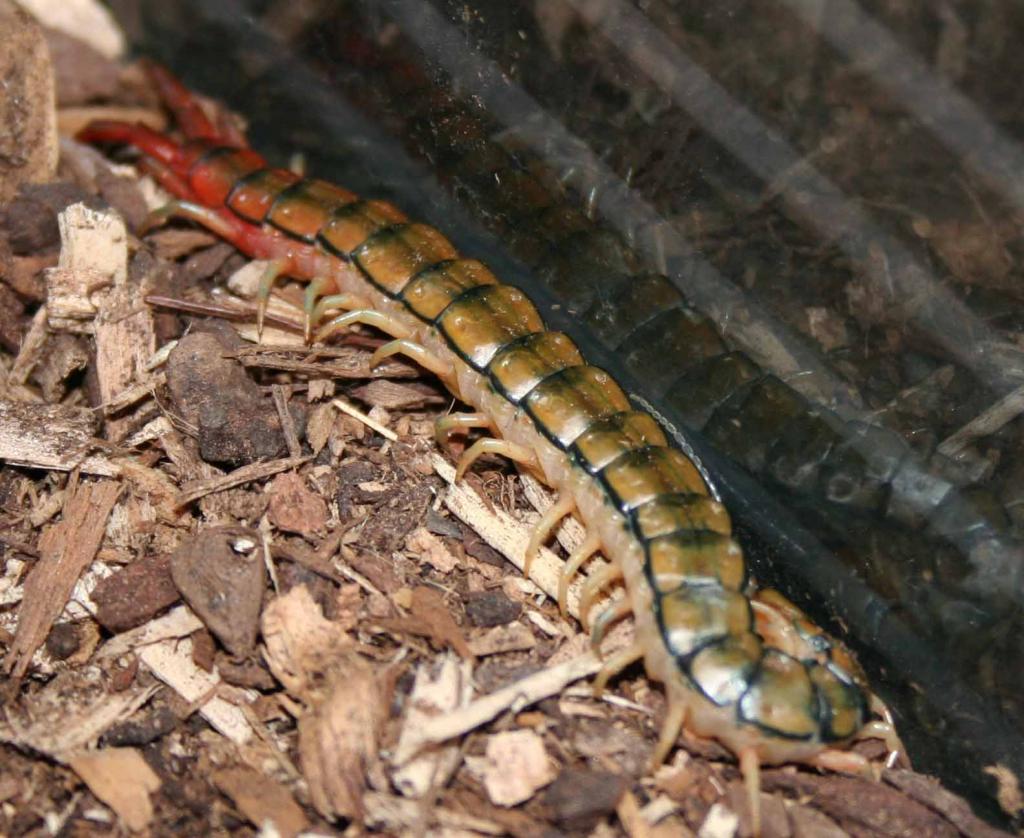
left=370, top=338, right=453, bottom=378
left=739, top=748, right=762, bottom=838
left=523, top=493, right=575, bottom=579
left=434, top=412, right=492, bottom=448
left=557, top=531, right=601, bottom=619
left=649, top=697, right=687, bottom=770
left=589, top=596, right=633, bottom=652
left=810, top=747, right=873, bottom=779
left=579, top=563, right=624, bottom=631
left=141, top=199, right=239, bottom=238
left=304, top=280, right=366, bottom=343
left=310, top=291, right=369, bottom=327
left=455, top=438, right=538, bottom=482
left=255, top=260, right=287, bottom=339
left=303, top=276, right=333, bottom=342
left=592, top=641, right=643, bottom=697
left=866, top=695, right=908, bottom=768
left=317, top=309, right=412, bottom=342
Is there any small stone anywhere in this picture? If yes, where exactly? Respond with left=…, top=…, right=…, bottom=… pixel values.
left=93, top=551, right=180, bottom=633
left=45, top=621, right=81, bottom=660
left=544, top=768, right=627, bottom=829
left=170, top=527, right=266, bottom=657
left=165, top=330, right=294, bottom=467
left=465, top=590, right=521, bottom=627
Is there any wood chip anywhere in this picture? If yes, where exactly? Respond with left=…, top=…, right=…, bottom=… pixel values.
left=69, top=748, right=160, bottom=832
left=350, top=379, right=445, bottom=410
left=405, top=526, right=459, bottom=573
left=261, top=584, right=351, bottom=695
left=298, top=650, right=387, bottom=821
left=939, top=383, right=1024, bottom=457
left=212, top=767, right=309, bottom=838
left=268, top=472, right=328, bottom=536
left=363, top=792, right=505, bottom=835
left=0, top=1, right=58, bottom=202
left=467, top=729, right=555, bottom=807
left=333, top=397, right=398, bottom=441
left=435, top=455, right=611, bottom=621
left=392, top=651, right=600, bottom=766
left=3, top=478, right=121, bottom=681
left=376, top=585, right=473, bottom=659
left=93, top=262, right=157, bottom=442
left=0, top=399, right=115, bottom=475
left=304, top=401, right=336, bottom=455
left=18, top=0, right=125, bottom=58
left=697, top=803, right=739, bottom=838
left=138, top=635, right=253, bottom=745
left=0, top=684, right=157, bottom=760
left=177, top=455, right=310, bottom=507
left=392, top=654, right=472, bottom=799
left=468, top=623, right=536, bottom=657
left=544, top=768, right=628, bottom=829
left=92, top=550, right=180, bottom=632
left=45, top=203, right=128, bottom=332
left=97, top=604, right=202, bottom=661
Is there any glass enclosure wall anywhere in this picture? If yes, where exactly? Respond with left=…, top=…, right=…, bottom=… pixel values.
left=109, top=0, right=1024, bottom=823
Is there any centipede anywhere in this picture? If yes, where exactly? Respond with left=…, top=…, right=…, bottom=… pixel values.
left=78, top=63, right=898, bottom=834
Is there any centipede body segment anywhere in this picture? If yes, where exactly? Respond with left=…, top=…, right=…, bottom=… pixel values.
left=79, top=63, right=897, bottom=833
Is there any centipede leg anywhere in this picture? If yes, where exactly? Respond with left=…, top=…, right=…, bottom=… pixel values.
left=739, top=748, right=762, bottom=838
left=810, top=747, right=873, bottom=779
left=317, top=309, right=412, bottom=342
left=140, top=199, right=244, bottom=240
left=857, top=720, right=906, bottom=769
left=434, top=412, right=491, bottom=448
left=370, top=338, right=452, bottom=377
left=592, top=642, right=643, bottom=697
left=579, top=563, right=624, bottom=631
left=558, top=531, right=601, bottom=619
left=524, top=493, right=575, bottom=578
left=867, top=694, right=908, bottom=768
left=310, top=291, right=370, bottom=332
left=649, top=697, right=687, bottom=769
left=256, top=260, right=287, bottom=338
left=302, top=278, right=352, bottom=342
left=589, top=595, right=632, bottom=652
left=455, top=438, right=538, bottom=482
left=137, top=156, right=193, bottom=200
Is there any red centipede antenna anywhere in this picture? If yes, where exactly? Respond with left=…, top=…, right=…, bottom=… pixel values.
left=141, top=60, right=224, bottom=143
left=75, top=120, right=187, bottom=170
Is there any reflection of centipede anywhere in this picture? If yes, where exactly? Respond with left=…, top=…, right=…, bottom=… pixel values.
left=80, top=64, right=897, bottom=833
left=336, top=29, right=1024, bottom=646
